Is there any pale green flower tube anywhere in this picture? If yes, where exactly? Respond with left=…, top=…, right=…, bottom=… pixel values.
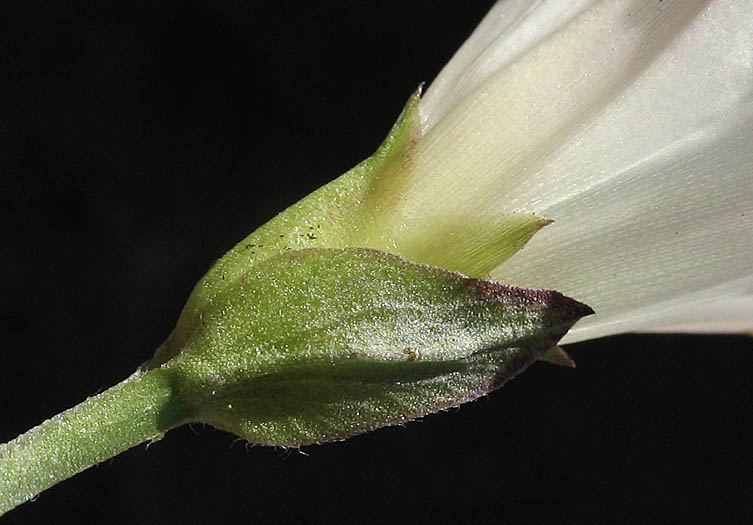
left=408, top=0, right=753, bottom=342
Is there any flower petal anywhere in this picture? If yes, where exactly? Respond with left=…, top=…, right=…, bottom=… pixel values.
left=495, top=113, right=753, bottom=342
left=643, top=291, right=753, bottom=336
left=421, top=0, right=597, bottom=132
left=414, top=0, right=753, bottom=341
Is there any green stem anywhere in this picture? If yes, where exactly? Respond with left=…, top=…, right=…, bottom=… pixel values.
left=0, top=367, right=186, bottom=516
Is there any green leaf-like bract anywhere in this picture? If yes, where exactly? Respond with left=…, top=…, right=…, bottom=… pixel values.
left=157, top=248, right=592, bottom=446
left=137, top=93, right=590, bottom=447
left=0, top=93, right=590, bottom=515
left=151, top=93, right=552, bottom=367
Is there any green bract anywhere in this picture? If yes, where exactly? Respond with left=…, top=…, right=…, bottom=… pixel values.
left=151, top=93, right=553, bottom=366
left=138, top=92, right=592, bottom=446
left=1, top=91, right=593, bottom=515
left=154, top=247, right=591, bottom=446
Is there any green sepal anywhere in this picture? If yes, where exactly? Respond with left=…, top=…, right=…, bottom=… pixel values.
left=152, top=91, right=552, bottom=367
left=159, top=248, right=592, bottom=446
left=149, top=91, right=423, bottom=366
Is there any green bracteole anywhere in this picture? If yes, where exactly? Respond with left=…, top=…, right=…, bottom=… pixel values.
left=158, top=248, right=592, bottom=446
left=0, top=92, right=592, bottom=515
left=1, top=248, right=591, bottom=513
left=153, top=91, right=552, bottom=367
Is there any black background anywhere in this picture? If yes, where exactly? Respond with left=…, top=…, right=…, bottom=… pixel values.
left=2, top=2, right=752, bottom=523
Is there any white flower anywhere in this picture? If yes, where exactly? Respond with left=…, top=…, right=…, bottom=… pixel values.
left=402, top=0, right=753, bottom=343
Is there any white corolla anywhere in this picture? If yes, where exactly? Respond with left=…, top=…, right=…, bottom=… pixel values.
left=407, top=0, right=753, bottom=343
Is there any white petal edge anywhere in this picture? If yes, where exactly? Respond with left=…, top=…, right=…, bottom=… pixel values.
left=644, top=294, right=753, bottom=336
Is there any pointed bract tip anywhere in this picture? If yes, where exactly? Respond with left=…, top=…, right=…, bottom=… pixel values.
left=472, top=280, right=594, bottom=319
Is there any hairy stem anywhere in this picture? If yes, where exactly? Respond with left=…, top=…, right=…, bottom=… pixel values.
left=0, top=367, right=186, bottom=515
